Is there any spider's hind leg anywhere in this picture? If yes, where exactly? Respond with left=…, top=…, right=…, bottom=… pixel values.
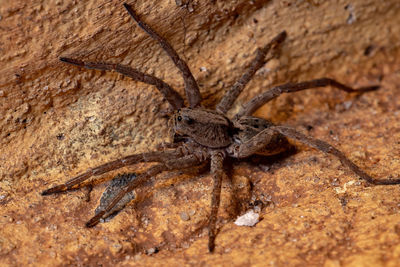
left=237, top=78, right=379, bottom=117
left=227, top=117, right=290, bottom=159
left=272, top=126, right=400, bottom=185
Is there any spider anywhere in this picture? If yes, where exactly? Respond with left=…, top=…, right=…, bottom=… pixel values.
left=42, top=3, right=400, bottom=252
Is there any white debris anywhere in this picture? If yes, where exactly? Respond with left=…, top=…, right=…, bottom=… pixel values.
left=334, top=180, right=357, bottom=194
left=234, top=210, right=259, bottom=227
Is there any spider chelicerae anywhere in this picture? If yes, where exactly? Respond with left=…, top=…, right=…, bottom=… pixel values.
left=42, top=3, right=400, bottom=252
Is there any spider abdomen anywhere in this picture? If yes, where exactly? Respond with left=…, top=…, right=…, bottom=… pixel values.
left=230, top=116, right=291, bottom=157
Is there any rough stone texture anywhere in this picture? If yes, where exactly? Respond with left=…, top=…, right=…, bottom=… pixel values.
left=1, top=0, right=400, bottom=266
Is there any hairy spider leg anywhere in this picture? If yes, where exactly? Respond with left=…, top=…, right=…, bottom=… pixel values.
left=208, top=150, right=225, bottom=252
left=237, top=78, right=379, bottom=117
left=41, top=150, right=184, bottom=195
left=271, top=126, right=400, bottom=185
left=216, top=31, right=287, bottom=114
left=59, top=58, right=184, bottom=110
left=226, top=127, right=277, bottom=159
left=123, top=3, right=202, bottom=108
left=87, top=154, right=204, bottom=227
left=235, top=124, right=400, bottom=185
left=86, top=163, right=166, bottom=227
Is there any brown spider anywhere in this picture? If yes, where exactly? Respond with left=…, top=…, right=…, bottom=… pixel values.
left=42, top=3, right=400, bottom=252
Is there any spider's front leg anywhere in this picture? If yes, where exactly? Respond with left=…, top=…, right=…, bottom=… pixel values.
left=87, top=154, right=206, bottom=227
left=208, top=150, right=226, bottom=252
left=41, top=150, right=184, bottom=195
left=59, top=58, right=184, bottom=110
left=123, top=3, right=202, bottom=108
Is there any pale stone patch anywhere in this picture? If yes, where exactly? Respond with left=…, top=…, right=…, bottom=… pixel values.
left=234, top=210, right=260, bottom=227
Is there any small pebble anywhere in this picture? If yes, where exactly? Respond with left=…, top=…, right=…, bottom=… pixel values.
left=146, top=247, right=158, bottom=255
left=234, top=210, right=259, bottom=227
left=188, top=210, right=196, bottom=216
left=180, top=211, right=190, bottom=221
left=110, top=243, right=122, bottom=254
left=343, top=101, right=352, bottom=110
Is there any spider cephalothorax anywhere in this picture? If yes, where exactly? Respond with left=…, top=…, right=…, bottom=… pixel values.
left=42, top=2, right=400, bottom=252
left=172, top=108, right=232, bottom=148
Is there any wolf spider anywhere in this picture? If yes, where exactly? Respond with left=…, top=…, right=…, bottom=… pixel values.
left=42, top=3, right=400, bottom=252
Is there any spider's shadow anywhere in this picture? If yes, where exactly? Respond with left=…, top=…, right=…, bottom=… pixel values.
left=221, top=145, right=297, bottom=214
left=230, top=144, right=297, bottom=174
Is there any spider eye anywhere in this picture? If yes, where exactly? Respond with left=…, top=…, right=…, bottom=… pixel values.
left=184, top=117, right=194, bottom=125
left=177, top=116, right=182, bottom=121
